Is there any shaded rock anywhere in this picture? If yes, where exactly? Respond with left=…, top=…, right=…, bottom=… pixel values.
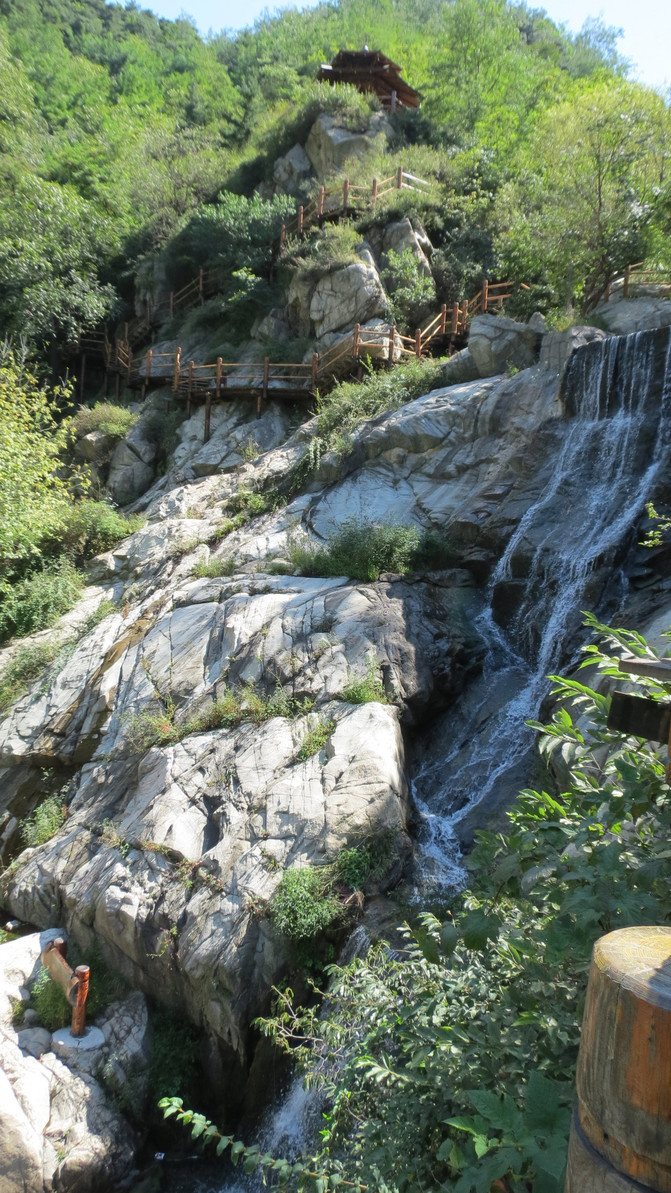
left=440, top=347, right=480, bottom=386
left=17, top=1026, right=52, bottom=1058
left=310, top=260, right=388, bottom=338
left=539, top=324, right=610, bottom=378
left=74, top=429, right=118, bottom=464
left=270, top=142, right=313, bottom=198
left=382, top=216, right=432, bottom=277
left=595, top=296, right=671, bottom=336
left=468, top=313, right=540, bottom=377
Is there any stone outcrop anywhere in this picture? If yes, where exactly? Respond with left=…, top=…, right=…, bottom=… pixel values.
left=539, top=325, right=610, bottom=378
left=381, top=216, right=432, bottom=277
left=305, top=112, right=391, bottom=178
left=309, top=261, right=388, bottom=338
left=595, top=295, right=671, bottom=336
left=468, top=313, right=541, bottom=377
left=0, top=930, right=145, bottom=1192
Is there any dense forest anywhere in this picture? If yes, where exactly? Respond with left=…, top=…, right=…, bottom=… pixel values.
left=1, top=0, right=670, bottom=360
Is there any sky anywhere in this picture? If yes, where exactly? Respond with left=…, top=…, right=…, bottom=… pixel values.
left=144, top=0, right=671, bottom=92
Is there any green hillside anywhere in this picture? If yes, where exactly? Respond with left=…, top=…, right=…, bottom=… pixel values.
left=1, top=0, right=669, bottom=359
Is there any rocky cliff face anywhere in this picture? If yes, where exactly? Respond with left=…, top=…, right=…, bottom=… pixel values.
left=3, top=316, right=671, bottom=1181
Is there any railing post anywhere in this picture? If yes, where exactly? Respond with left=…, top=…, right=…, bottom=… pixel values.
left=199, top=267, right=204, bottom=305
left=141, top=349, right=152, bottom=401
left=353, top=322, right=360, bottom=366
left=204, top=392, right=212, bottom=443
left=462, top=297, right=469, bottom=329
left=318, top=186, right=325, bottom=225
left=624, top=264, right=631, bottom=299
left=187, top=360, right=194, bottom=417
left=126, top=344, right=132, bottom=386
left=415, top=328, right=421, bottom=359
left=440, top=303, right=447, bottom=336
left=390, top=89, right=397, bottom=114
left=482, top=278, right=489, bottom=313
left=311, top=351, right=319, bottom=392
left=258, top=356, right=269, bottom=419
left=342, top=178, right=350, bottom=215
left=71, top=965, right=89, bottom=1038
left=388, top=324, right=396, bottom=367
left=604, top=281, right=611, bottom=303
left=173, top=347, right=181, bottom=393
left=372, top=177, right=378, bottom=207
left=169, top=291, right=174, bottom=318
left=280, top=223, right=286, bottom=250
left=215, top=356, right=222, bottom=401
left=397, top=165, right=403, bottom=190
left=298, top=206, right=304, bottom=238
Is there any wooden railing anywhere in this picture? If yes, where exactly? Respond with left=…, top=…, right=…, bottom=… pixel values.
left=103, top=277, right=521, bottom=425
left=604, top=262, right=671, bottom=303
left=125, top=167, right=431, bottom=345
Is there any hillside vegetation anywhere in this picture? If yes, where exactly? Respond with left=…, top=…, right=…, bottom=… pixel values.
left=1, top=0, right=670, bottom=359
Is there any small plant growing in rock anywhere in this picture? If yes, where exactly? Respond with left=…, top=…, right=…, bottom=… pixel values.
left=20, top=794, right=67, bottom=847
left=240, top=435, right=260, bottom=462
left=270, top=866, right=343, bottom=943
left=191, top=556, right=236, bottom=579
left=341, top=658, right=388, bottom=705
left=296, top=717, right=335, bottom=761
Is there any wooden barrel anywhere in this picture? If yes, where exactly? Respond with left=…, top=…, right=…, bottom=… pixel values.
left=566, top=925, right=671, bottom=1192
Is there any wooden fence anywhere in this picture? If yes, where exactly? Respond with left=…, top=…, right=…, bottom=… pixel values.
left=102, top=278, right=521, bottom=427
left=604, top=261, right=671, bottom=303
left=125, top=167, right=431, bottom=345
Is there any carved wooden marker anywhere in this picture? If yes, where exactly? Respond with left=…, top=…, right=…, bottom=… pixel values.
left=40, top=938, right=90, bottom=1038
left=565, top=926, right=671, bottom=1192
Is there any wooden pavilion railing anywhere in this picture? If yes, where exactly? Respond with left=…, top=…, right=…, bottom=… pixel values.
left=603, top=262, right=671, bottom=303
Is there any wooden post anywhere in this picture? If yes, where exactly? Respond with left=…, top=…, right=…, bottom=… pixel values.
left=204, top=392, right=212, bottom=443
left=353, top=322, right=360, bottom=365
left=415, top=328, right=421, bottom=359
left=318, top=186, right=325, bottom=225
left=390, top=89, right=397, bottom=114
left=280, top=223, right=286, bottom=249
left=173, top=347, right=181, bottom=393
left=259, top=356, right=269, bottom=419
left=566, top=926, right=671, bottom=1192
left=115, top=352, right=120, bottom=401
left=624, top=264, right=631, bottom=299
left=199, top=267, right=204, bottom=305
left=215, top=357, right=222, bottom=402
left=141, top=349, right=152, bottom=401
left=187, top=360, right=194, bottom=417
left=482, top=278, right=489, bottom=313
left=440, top=303, right=447, bottom=336
left=451, top=302, right=459, bottom=343
left=397, top=165, right=403, bottom=190
left=169, top=291, right=174, bottom=318
left=71, top=965, right=89, bottom=1039
left=342, top=178, right=350, bottom=215
left=80, top=353, right=86, bottom=401
left=604, top=281, right=611, bottom=303
left=372, top=177, right=378, bottom=207
left=388, top=324, right=396, bottom=367
left=126, top=345, right=132, bottom=386
left=462, top=298, right=469, bottom=329
left=298, top=206, right=304, bottom=238
left=311, top=351, right=319, bottom=392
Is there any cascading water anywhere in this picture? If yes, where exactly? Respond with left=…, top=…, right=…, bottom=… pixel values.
left=182, top=328, right=671, bottom=1191
left=414, top=326, right=671, bottom=888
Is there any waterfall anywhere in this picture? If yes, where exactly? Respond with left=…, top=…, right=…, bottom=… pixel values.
left=414, top=327, right=671, bottom=889
left=186, top=328, right=671, bottom=1189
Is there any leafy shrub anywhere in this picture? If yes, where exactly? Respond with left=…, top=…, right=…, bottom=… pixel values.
left=128, top=685, right=315, bottom=752
left=71, top=403, right=138, bottom=441
left=381, top=247, right=436, bottom=332
left=0, top=558, right=83, bottom=643
left=147, top=1005, right=201, bottom=1112
left=166, top=192, right=295, bottom=286
left=55, top=501, right=144, bottom=561
left=311, top=357, right=445, bottom=463
left=335, top=846, right=372, bottom=891
left=21, top=795, right=66, bottom=847
left=0, top=640, right=61, bottom=713
left=289, top=224, right=362, bottom=278
left=289, top=518, right=456, bottom=582
left=270, top=866, right=343, bottom=942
